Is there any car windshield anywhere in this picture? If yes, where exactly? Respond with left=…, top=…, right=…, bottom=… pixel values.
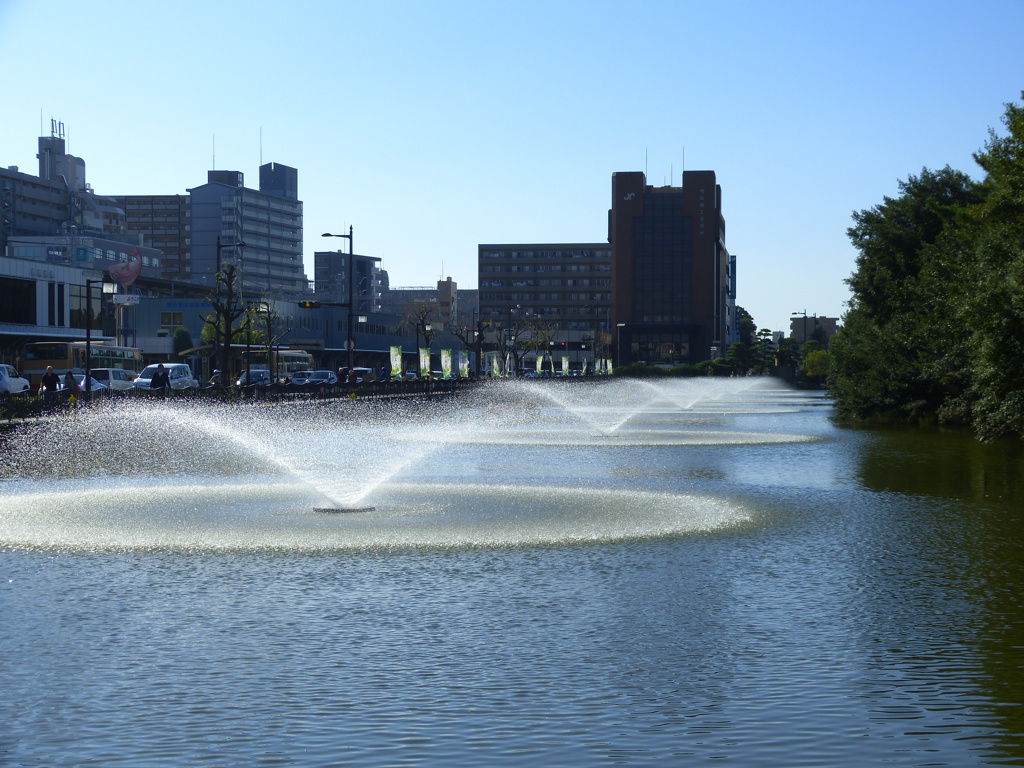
left=309, top=372, right=330, bottom=380
left=139, top=366, right=159, bottom=378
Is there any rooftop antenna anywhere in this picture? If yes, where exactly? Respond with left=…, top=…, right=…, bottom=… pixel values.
left=212, top=135, right=216, bottom=170
left=260, top=127, right=263, bottom=166
left=645, top=147, right=648, bottom=180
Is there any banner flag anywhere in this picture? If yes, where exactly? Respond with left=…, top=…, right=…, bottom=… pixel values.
left=390, top=346, right=402, bottom=380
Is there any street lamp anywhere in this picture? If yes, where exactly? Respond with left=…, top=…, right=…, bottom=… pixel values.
left=792, top=310, right=808, bottom=342
left=506, top=304, right=520, bottom=378
left=84, top=278, right=115, bottom=395
left=216, top=236, right=246, bottom=283
left=323, top=227, right=356, bottom=373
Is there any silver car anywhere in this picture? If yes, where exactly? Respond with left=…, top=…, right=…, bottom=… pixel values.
left=306, top=370, right=339, bottom=386
left=134, top=363, right=199, bottom=390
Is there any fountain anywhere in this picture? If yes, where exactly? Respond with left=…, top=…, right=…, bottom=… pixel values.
left=0, top=377, right=819, bottom=552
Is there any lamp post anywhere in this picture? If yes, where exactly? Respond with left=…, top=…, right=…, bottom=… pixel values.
left=507, top=304, right=520, bottom=377
left=216, top=236, right=246, bottom=283
left=83, top=278, right=115, bottom=395
left=245, top=302, right=253, bottom=391
left=323, top=227, right=355, bottom=372
left=792, top=310, right=808, bottom=342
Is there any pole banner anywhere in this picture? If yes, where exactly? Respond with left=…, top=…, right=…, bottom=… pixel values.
left=390, top=346, right=402, bottom=380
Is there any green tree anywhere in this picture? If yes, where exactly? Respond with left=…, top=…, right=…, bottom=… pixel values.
left=172, top=326, right=193, bottom=357
left=735, top=306, right=756, bottom=345
left=830, top=166, right=980, bottom=420
left=754, top=328, right=775, bottom=372
left=831, top=94, right=1024, bottom=439
left=726, top=341, right=755, bottom=373
left=802, top=348, right=830, bottom=381
left=951, top=95, right=1024, bottom=439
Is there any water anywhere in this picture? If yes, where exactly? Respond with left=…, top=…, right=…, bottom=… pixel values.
left=1, top=379, right=1022, bottom=766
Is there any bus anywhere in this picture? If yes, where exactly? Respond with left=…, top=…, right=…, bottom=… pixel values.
left=240, top=348, right=314, bottom=383
left=23, top=341, right=144, bottom=389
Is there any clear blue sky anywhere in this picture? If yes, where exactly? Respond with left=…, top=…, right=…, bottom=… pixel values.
left=2, top=0, right=1021, bottom=333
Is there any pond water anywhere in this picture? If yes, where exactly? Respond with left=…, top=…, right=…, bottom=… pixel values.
left=1, top=379, right=1022, bottom=766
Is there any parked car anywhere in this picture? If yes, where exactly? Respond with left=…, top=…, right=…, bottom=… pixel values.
left=134, top=363, right=199, bottom=390
left=306, top=370, right=339, bottom=386
left=0, top=364, right=30, bottom=395
left=73, top=375, right=109, bottom=394
left=90, top=368, right=138, bottom=391
left=290, top=371, right=313, bottom=386
left=236, top=369, right=272, bottom=387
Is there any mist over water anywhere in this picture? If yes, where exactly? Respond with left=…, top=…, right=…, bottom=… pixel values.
left=3, top=378, right=1022, bottom=767
left=0, top=378, right=803, bottom=552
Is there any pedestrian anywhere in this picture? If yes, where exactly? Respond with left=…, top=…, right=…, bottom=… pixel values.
left=62, top=370, right=76, bottom=398
left=40, top=365, right=60, bottom=405
left=151, top=363, right=170, bottom=392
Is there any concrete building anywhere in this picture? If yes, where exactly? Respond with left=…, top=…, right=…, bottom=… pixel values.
left=188, top=163, right=306, bottom=294
left=113, top=194, right=190, bottom=281
left=477, top=243, right=612, bottom=363
left=313, top=250, right=383, bottom=313
left=1, top=130, right=127, bottom=251
left=789, top=315, right=839, bottom=343
left=609, top=170, right=736, bottom=365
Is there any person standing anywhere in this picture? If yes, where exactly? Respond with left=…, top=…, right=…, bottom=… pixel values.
left=150, top=363, right=170, bottom=392
left=40, top=365, right=60, bottom=405
left=62, top=370, right=76, bottom=399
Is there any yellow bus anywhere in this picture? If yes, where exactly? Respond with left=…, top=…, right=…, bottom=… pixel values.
left=240, top=348, right=314, bottom=382
left=23, top=341, right=143, bottom=390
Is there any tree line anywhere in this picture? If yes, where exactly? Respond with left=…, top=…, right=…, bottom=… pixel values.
left=828, top=94, right=1024, bottom=441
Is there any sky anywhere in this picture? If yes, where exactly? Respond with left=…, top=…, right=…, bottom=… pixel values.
left=1, top=0, right=1022, bottom=333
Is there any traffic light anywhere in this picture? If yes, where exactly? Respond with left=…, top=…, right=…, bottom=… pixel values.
left=297, top=301, right=321, bottom=309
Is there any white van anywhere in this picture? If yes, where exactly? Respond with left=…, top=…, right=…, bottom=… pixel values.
left=134, top=363, right=199, bottom=391
left=91, top=368, right=139, bottom=391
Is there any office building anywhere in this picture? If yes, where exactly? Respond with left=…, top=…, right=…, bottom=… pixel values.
left=2, top=130, right=127, bottom=251
left=313, top=250, right=383, bottom=313
left=608, top=170, right=736, bottom=365
left=113, top=194, right=190, bottom=281
left=188, top=163, right=306, bottom=294
left=477, top=243, right=612, bottom=361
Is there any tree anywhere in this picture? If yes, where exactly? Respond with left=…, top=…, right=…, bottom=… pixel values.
left=172, top=326, right=193, bottom=357
left=754, top=328, right=775, bottom=372
left=201, top=264, right=249, bottom=381
left=726, top=341, right=755, bottom=374
left=404, top=302, right=435, bottom=351
left=830, top=94, right=1024, bottom=439
left=451, top=316, right=491, bottom=377
left=735, top=306, right=756, bottom=345
left=802, top=349, right=830, bottom=382
left=951, top=94, right=1024, bottom=439
left=520, top=315, right=558, bottom=372
left=830, top=167, right=980, bottom=420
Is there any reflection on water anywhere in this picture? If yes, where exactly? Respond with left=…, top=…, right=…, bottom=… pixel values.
left=1, top=380, right=1023, bottom=766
